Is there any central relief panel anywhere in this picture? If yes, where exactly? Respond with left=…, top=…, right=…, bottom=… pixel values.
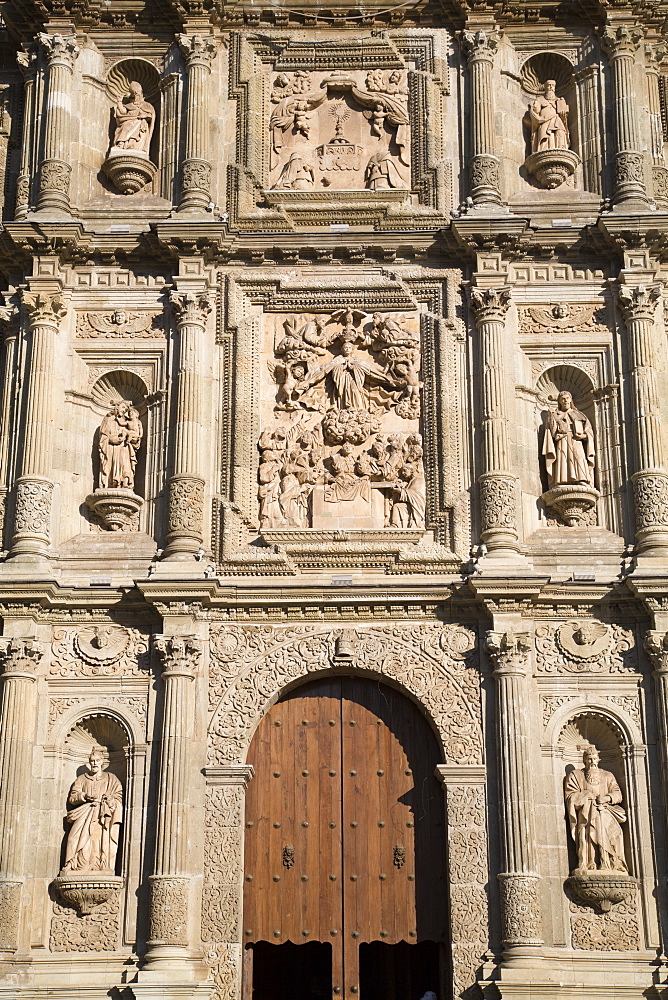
left=258, top=309, right=424, bottom=532
left=268, top=69, right=410, bottom=194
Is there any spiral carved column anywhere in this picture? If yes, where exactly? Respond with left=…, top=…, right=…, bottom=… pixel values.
left=617, top=283, right=668, bottom=553
left=35, top=33, right=79, bottom=217
left=0, top=638, right=42, bottom=951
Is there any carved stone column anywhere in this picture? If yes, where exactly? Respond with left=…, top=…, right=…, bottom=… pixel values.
left=461, top=28, right=502, bottom=207
left=177, top=35, right=217, bottom=215
left=0, top=305, right=19, bottom=542
left=35, top=33, right=79, bottom=217
left=0, top=638, right=42, bottom=950
left=485, top=629, right=543, bottom=960
left=616, top=283, right=668, bottom=553
left=163, top=289, right=213, bottom=560
left=469, top=286, right=520, bottom=553
left=645, top=632, right=668, bottom=816
left=16, top=48, right=37, bottom=220
left=144, top=635, right=202, bottom=971
left=10, top=289, right=68, bottom=561
left=601, top=25, right=649, bottom=207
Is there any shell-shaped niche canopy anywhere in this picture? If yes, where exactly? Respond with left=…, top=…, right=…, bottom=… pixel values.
left=91, top=369, right=148, bottom=412
left=64, top=713, right=129, bottom=786
left=520, top=51, right=574, bottom=97
left=535, top=364, right=594, bottom=408
left=106, top=58, right=160, bottom=106
left=558, top=711, right=626, bottom=779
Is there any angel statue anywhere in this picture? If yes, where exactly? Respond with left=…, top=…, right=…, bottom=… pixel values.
left=111, top=81, right=155, bottom=155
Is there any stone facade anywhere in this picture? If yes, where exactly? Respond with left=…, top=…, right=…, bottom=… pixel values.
left=0, top=0, right=667, bottom=997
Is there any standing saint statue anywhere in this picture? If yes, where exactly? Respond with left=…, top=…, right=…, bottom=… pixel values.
left=564, top=745, right=628, bottom=873
left=111, top=81, right=155, bottom=155
left=529, top=80, right=570, bottom=152
left=98, top=401, right=143, bottom=491
left=61, top=747, right=123, bottom=874
left=542, top=390, right=595, bottom=487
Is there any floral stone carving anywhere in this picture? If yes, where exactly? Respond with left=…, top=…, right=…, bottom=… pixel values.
left=259, top=310, right=425, bottom=532
left=102, top=81, right=157, bottom=194
left=524, top=80, right=580, bottom=189
left=52, top=747, right=123, bottom=915
left=86, top=400, right=143, bottom=531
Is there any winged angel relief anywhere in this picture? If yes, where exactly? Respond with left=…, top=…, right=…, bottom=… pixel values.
left=269, top=69, right=410, bottom=192
left=259, top=311, right=425, bottom=532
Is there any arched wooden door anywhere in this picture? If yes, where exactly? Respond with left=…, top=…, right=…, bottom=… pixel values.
left=243, top=677, right=447, bottom=1000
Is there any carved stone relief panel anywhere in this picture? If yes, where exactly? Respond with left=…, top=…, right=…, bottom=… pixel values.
left=258, top=310, right=424, bottom=532
left=49, top=896, right=121, bottom=953
left=446, top=785, right=489, bottom=998
left=76, top=310, right=164, bottom=339
left=534, top=621, right=637, bottom=674
left=569, top=893, right=640, bottom=951
left=51, top=626, right=151, bottom=677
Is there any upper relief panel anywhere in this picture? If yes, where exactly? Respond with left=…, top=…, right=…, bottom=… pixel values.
left=229, top=32, right=451, bottom=230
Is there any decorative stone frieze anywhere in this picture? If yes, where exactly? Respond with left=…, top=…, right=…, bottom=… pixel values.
left=535, top=621, right=635, bottom=674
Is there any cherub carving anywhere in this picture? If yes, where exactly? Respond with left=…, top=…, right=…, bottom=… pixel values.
left=82, top=310, right=160, bottom=338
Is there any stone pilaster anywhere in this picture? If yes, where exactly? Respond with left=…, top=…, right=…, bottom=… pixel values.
left=469, top=286, right=519, bottom=553
left=16, top=48, right=37, bottom=220
left=485, top=629, right=543, bottom=958
left=645, top=631, right=668, bottom=803
left=145, top=634, right=202, bottom=970
left=35, top=33, right=79, bottom=217
left=601, top=24, right=648, bottom=207
left=163, top=288, right=213, bottom=560
left=460, top=28, right=502, bottom=207
left=177, top=34, right=217, bottom=215
left=0, top=305, right=19, bottom=542
left=10, top=289, right=68, bottom=561
left=616, top=282, right=668, bottom=552
left=0, top=637, right=42, bottom=951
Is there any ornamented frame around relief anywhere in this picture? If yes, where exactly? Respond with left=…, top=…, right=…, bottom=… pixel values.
left=227, top=30, right=451, bottom=230
left=213, top=269, right=469, bottom=566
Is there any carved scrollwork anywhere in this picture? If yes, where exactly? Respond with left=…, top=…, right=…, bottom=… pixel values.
left=498, top=873, right=542, bottom=946
left=182, top=159, right=212, bottom=193
left=535, top=621, right=635, bottom=674
left=51, top=626, right=149, bottom=677
left=168, top=475, right=205, bottom=535
left=148, top=875, right=189, bottom=945
left=478, top=475, right=517, bottom=534
left=13, top=478, right=53, bottom=537
left=632, top=473, right=668, bottom=529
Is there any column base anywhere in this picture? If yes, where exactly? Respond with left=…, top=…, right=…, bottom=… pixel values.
left=9, top=476, right=54, bottom=563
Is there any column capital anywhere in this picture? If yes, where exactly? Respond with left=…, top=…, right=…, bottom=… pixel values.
left=645, top=629, right=668, bottom=673
left=16, top=47, right=37, bottom=78
left=601, top=23, right=644, bottom=59
left=0, top=637, right=43, bottom=676
left=22, top=290, right=68, bottom=328
left=485, top=628, right=531, bottom=674
left=169, top=289, right=213, bottom=328
left=461, top=28, right=498, bottom=64
left=153, top=634, right=202, bottom=677
left=0, top=305, right=19, bottom=338
left=177, top=33, right=218, bottom=69
left=617, top=282, right=662, bottom=323
left=469, top=285, right=512, bottom=324
left=36, top=32, right=79, bottom=70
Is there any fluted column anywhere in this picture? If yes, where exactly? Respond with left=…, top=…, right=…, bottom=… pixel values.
left=10, top=289, right=68, bottom=561
left=0, top=305, right=19, bottom=543
left=177, top=34, right=217, bottom=214
left=601, top=24, right=649, bottom=207
left=0, top=638, right=42, bottom=951
left=469, top=286, right=519, bottom=552
left=485, top=629, right=543, bottom=958
left=645, top=632, right=668, bottom=820
left=35, top=33, right=79, bottom=217
left=145, top=635, right=201, bottom=967
left=461, top=28, right=502, bottom=207
left=163, top=289, right=213, bottom=560
left=15, top=48, right=37, bottom=220
left=616, top=283, right=668, bottom=552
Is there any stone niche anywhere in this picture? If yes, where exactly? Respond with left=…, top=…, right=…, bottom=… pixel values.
left=257, top=309, right=425, bottom=536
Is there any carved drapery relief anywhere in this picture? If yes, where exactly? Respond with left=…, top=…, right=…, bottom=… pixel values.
left=269, top=69, right=410, bottom=193
left=208, top=624, right=481, bottom=765
left=259, top=311, right=424, bottom=531
left=51, top=626, right=150, bottom=677
left=534, top=621, right=636, bottom=674
left=76, top=311, right=164, bottom=338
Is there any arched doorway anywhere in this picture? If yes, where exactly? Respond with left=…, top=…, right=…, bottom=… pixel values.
left=243, top=676, right=447, bottom=1000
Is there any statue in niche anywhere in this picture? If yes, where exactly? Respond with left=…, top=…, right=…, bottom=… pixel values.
left=542, top=391, right=595, bottom=488
left=98, top=400, right=143, bottom=491
left=61, top=747, right=123, bottom=875
left=529, top=80, right=570, bottom=153
left=111, top=81, right=155, bottom=155
left=564, top=745, right=628, bottom=873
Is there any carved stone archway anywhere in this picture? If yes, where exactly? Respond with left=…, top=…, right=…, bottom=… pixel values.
left=203, top=623, right=488, bottom=1000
